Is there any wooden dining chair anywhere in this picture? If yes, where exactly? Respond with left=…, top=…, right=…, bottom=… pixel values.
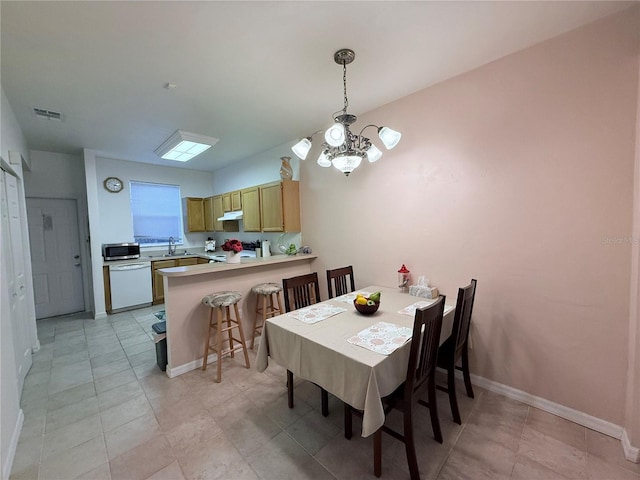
left=344, top=296, right=446, bottom=479
left=282, top=272, right=321, bottom=312
left=436, top=279, right=477, bottom=424
left=326, top=265, right=356, bottom=299
left=281, top=272, right=329, bottom=416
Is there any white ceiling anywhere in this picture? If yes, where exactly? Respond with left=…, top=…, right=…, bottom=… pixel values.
left=1, top=1, right=633, bottom=172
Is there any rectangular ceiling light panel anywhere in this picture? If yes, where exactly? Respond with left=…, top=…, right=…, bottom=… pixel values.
left=154, top=130, right=219, bottom=162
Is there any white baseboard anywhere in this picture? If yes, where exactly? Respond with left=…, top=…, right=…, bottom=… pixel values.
left=31, top=339, right=40, bottom=353
left=94, top=311, right=107, bottom=320
left=166, top=344, right=250, bottom=378
left=3, top=409, right=24, bottom=480
left=167, top=352, right=220, bottom=378
left=452, top=369, right=624, bottom=440
left=622, top=429, right=640, bottom=463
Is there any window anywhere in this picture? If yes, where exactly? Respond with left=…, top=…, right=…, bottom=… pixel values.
left=130, top=181, right=183, bottom=246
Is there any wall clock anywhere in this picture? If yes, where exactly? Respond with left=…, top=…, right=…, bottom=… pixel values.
left=103, top=177, right=123, bottom=193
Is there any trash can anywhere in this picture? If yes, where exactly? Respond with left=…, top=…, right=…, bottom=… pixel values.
left=152, top=321, right=167, bottom=371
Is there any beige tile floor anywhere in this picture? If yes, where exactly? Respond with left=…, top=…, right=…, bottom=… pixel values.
left=10, top=307, right=640, bottom=480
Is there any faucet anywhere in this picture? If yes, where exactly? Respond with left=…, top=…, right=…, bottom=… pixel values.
left=168, top=236, right=176, bottom=255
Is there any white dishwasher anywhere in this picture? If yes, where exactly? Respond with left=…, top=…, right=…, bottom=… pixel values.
left=108, top=261, right=153, bottom=310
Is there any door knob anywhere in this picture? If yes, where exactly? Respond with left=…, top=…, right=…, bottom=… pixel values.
left=74, top=255, right=80, bottom=259
left=75, top=263, right=81, bottom=266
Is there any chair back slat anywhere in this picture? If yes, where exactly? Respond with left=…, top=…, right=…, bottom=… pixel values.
left=406, top=296, right=445, bottom=396
left=326, top=266, right=356, bottom=299
left=452, top=279, right=477, bottom=359
left=283, top=272, right=321, bottom=312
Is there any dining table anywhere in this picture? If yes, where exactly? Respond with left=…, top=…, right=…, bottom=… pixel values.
left=255, top=285, right=455, bottom=437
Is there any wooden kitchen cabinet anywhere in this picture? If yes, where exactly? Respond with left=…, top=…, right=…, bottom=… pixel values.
left=241, top=186, right=261, bottom=232
left=213, top=195, right=224, bottom=231
left=231, top=190, right=242, bottom=211
left=203, top=196, right=214, bottom=232
left=152, top=259, right=176, bottom=304
left=197, top=257, right=210, bottom=265
left=222, top=190, right=241, bottom=212
left=222, top=193, right=231, bottom=212
left=185, top=197, right=205, bottom=232
left=177, top=258, right=198, bottom=266
left=103, top=266, right=112, bottom=312
left=260, top=180, right=300, bottom=232
left=213, top=194, right=239, bottom=232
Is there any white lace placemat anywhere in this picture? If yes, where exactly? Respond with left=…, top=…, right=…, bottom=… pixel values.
left=398, top=301, right=454, bottom=317
left=334, top=291, right=372, bottom=304
left=347, top=321, right=413, bottom=355
left=288, top=303, right=347, bottom=324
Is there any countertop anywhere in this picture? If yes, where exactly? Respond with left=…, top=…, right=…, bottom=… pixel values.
left=103, top=249, right=252, bottom=266
left=158, top=253, right=317, bottom=277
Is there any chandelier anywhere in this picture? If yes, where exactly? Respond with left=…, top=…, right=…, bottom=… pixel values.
left=291, top=48, right=402, bottom=176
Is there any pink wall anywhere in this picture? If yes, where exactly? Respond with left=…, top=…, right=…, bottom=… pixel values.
left=300, top=9, right=639, bottom=425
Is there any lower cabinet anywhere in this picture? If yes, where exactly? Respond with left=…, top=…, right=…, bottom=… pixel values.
left=177, top=258, right=198, bottom=266
left=152, top=257, right=210, bottom=304
left=152, top=260, right=176, bottom=304
left=103, top=266, right=111, bottom=312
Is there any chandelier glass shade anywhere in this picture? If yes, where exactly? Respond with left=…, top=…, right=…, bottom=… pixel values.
left=291, top=48, right=401, bottom=176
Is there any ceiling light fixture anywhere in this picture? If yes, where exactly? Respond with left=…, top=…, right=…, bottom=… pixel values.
left=291, top=48, right=401, bottom=176
left=154, top=130, right=219, bottom=162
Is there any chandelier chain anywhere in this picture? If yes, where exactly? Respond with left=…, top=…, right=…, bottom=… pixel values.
left=342, top=60, right=349, bottom=114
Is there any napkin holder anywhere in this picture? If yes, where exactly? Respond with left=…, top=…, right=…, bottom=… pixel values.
left=409, top=285, right=439, bottom=299
left=409, top=275, right=438, bottom=299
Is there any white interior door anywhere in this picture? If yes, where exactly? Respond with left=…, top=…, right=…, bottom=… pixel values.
left=2, top=170, right=32, bottom=392
left=27, top=198, right=84, bottom=319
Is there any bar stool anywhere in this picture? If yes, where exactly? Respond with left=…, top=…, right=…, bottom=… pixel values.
left=250, top=282, right=284, bottom=349
left=201, top=290, right=250, bottom=382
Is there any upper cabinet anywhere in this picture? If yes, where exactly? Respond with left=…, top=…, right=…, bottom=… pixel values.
left=260, top=180, right=300, bottom=232
left=222, top=192, right=231, bottom=212
left=222, top=190, right=241, bottom=212
left=184, top=197, right=205, bottom=232
left=203, top=196, right=214, bottom=232
left=186, top=192, right=246, bottom=233
left=208, top=180, right=300, bottom=233
left=212, top=195, right=224, bottom=232
left=231, top=190, right=242, bottom=211
left=212, top=194, right=239, bottom=232
left=241, top=186, right=261, bottom=232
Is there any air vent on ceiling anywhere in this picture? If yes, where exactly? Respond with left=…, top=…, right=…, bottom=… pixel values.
left=33, top=108, right=62, bottom=121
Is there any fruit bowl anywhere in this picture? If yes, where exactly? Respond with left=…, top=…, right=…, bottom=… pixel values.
left=353, top=299, right=380, bottom=315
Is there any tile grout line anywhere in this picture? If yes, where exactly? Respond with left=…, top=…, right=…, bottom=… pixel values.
left=432, top=388, right=485, bottom=480
left=508, top=404, right=530, bottom=479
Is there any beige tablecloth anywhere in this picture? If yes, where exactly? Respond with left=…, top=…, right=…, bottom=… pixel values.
left=256, top=286, right=454, bottom=437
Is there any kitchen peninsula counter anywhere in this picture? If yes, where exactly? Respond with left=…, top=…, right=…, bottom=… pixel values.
left=158, top=253, right=317, bottom=377
left=158, top=253, right=315, bottom=277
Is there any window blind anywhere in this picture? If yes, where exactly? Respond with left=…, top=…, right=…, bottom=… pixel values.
left=130, top=181, right=183, bottom=245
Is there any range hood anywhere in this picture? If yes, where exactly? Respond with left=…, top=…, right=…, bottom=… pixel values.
left=217, top=210, right=243, bottom=221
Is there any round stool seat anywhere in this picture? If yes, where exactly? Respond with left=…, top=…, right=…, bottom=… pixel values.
left=202, top=291, right=242, bottom=308
left=251, top=283, right=283, bottom=295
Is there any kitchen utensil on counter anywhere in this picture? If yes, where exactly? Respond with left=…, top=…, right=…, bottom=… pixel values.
left=205, top=238, right=216, bottom=252
left=262, top=240, right=271, bottom=257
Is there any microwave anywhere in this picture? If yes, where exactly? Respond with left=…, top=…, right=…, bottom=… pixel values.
left=102, top=243, right=141, bottom=261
